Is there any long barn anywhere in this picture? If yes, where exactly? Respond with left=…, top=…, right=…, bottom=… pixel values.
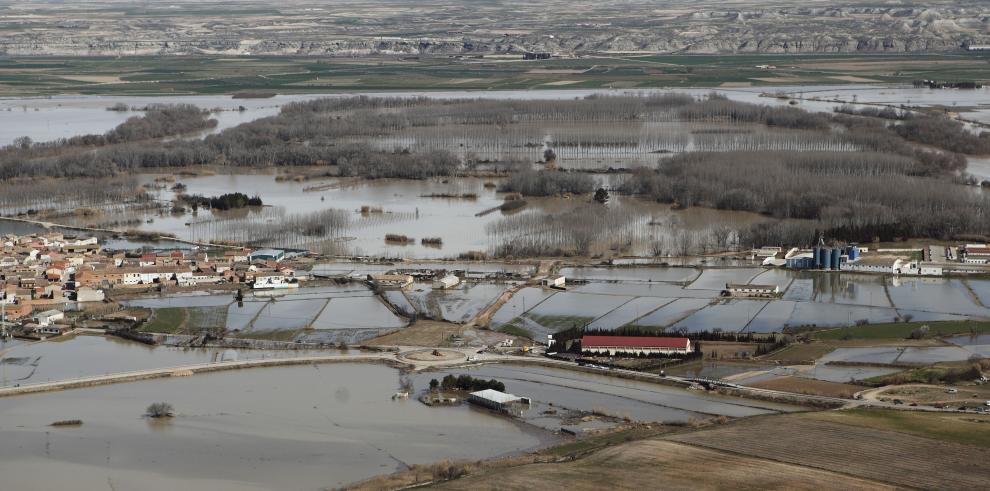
left=581, top=335, right=691, bottom=356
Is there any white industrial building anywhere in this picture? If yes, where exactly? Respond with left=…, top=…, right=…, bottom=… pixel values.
left=724, top=283, right=779, bottom=298
left=433, top=275, right=460, bottom=289
left=843, top=258, right=899, bottom=274
left=369, top=274, right=414, bottom=289
left=468, top=389, right=531, bottom=414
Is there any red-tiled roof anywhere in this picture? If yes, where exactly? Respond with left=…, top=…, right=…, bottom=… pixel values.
left=966, top=247, right=990, bottom=255
left=582, top=335, right=689, bottom=349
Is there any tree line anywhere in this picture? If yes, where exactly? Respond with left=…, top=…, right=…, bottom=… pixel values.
left=622, top=150, right=990, bottom=243
left=181, top=192, right=262, bottom=211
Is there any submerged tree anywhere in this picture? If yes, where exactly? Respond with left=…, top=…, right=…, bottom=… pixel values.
left=146, top=402, right=174, bottom=418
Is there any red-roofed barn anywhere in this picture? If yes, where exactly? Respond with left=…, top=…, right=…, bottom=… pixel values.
left=581, top=335, right=692, bottom=356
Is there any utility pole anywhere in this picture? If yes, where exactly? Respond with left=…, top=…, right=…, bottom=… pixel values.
left=1, top=294, right=7, bottom=340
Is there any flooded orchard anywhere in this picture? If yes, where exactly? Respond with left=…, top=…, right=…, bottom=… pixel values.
left=4, top=85, right=990, bottom=148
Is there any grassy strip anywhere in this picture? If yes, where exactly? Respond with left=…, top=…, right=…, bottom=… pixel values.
left=497, top=323, right=533, bottom=339
left=526, top=314, right=595, bottom=333
left=865, top=359, right=990, bottom=385
left=802, top=408, right=990, bottom=448
left=138, top=307, right=187, bottom=334
left=814, top=320, right=990, bottom=341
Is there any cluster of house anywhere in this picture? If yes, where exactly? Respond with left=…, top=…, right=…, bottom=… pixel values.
left=1, top=232, right=300, bottom=336
left=958, top=244, right=990, bottom=265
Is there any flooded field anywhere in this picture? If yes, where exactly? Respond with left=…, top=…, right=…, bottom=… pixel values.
left=122, top=285, right=406, bottom=343
left=672, top=300, right=768, bottom=333
left=820, top=345, right=981, bottom=366
left=0, top=363, right=553, bottom=490
left=29, top=170, right=749, bottom=258
left=492, top=267, right=990, bottom=337
left=686, top=268, right=766, bottom=291
left=586, top=297, right=676, bottom=331
left=947, top=334, right=990, bottom=358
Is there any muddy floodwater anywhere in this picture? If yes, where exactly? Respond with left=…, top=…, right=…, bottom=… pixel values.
left=0, top=334, right=350, bottom=388
left=0, top=363, right=555, bottom=490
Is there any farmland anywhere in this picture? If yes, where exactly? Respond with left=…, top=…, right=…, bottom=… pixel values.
left=667, top=413, right=990, bottom=490
left=1, top=52, right=988, bottom=96
left=803, top=408, right=990, bottom=449
left=391, top=408, right=990, bottom=490
left=431, top=438, right=894, bottom=491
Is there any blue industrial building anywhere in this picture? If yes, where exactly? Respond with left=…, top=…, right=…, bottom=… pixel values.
left=787, top=256, right=815, bottom=269
left=791, top=243, right=860, bottom=271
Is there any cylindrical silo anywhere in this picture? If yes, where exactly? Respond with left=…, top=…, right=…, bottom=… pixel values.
left=831, top=249, right=841, bottom=270
left=821, top=248, right=831, bottom=270
left=813, top=247, right=822, bottom=268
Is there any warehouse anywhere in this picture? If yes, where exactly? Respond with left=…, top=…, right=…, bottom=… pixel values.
left=724, top=283, right=779, bottom=298
left=368, top=274, right=413, bottom=289
left=581, top=335, right=691, bottom=356
left=433, top=274, right=460, bottom=289
left=468, top=389, right=531, bottom=414
left=843, top=258, right=899, bottom=274
left=248, top=249, right=285, bottom=263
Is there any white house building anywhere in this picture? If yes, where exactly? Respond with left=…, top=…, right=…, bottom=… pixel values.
left=34, top=309, right=65, bottom=327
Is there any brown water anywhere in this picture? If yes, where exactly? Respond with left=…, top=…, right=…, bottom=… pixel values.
left=0, top=363, right=554, bottom=490
left=0, top=334, right=348, bottom=388
left=47, top=172, right=768, bottom=258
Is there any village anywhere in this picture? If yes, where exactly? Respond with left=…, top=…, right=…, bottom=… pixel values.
left=0, top=231, right=305, bottom=340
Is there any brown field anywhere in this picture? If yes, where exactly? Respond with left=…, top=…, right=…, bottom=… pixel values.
left=802, top=408, right=990, bottom=449
left=748, top=376, right=862, bottom=398
left=432, top=439, right=894, bottom=491
left=667, top=414, right=990, bottom=490
left=699, top=341, right=761, bottom=359
left=366, top=320, right=515, bottom=347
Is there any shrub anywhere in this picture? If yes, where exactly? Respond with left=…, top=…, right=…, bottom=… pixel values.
left=146, top=402, right=174, bottom=418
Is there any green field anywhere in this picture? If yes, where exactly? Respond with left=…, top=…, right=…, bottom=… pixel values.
left=814, top=321, right=990, bottom=341
left=1, top=52, right=988, bottom=96
left=524, top=314, right=595, bottom=333
left=139, top=307, right=186, bottom=334
left=496, top=324, right=533, bottom=339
